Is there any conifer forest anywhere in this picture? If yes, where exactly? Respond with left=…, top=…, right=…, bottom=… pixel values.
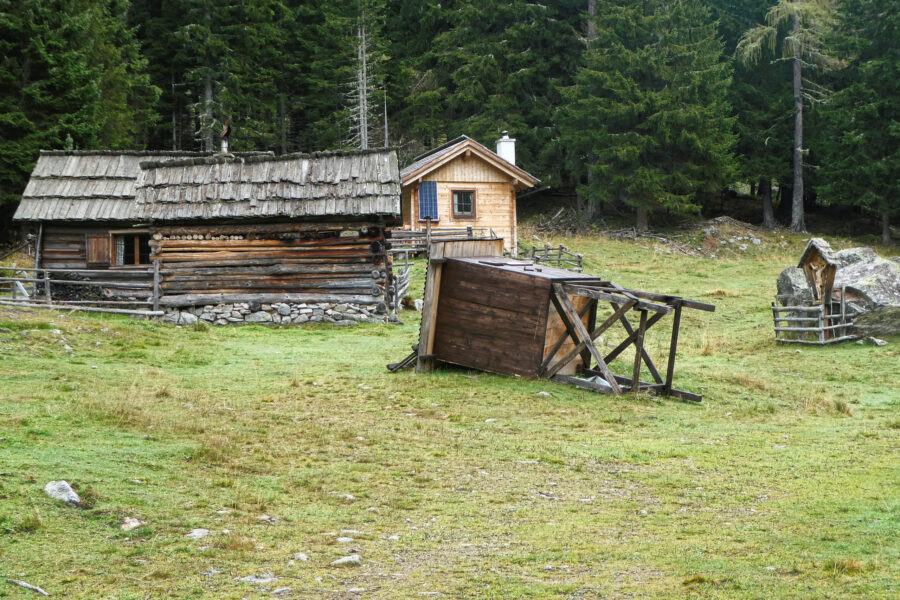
left=0, top=0, right=897, bottom=240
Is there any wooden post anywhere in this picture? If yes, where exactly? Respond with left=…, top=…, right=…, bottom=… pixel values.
left=152, top=259, right=161, bottom=312
left=44, top=269, right=51, bottom=305
left=425, top=217, right=432, bottom=252
left=33, top=223, right=43, bottom=271
left=416, top=239, right=444, bottom=373
left=631, top=309, right=647, bottom=394
left=665, top=303, right=683, bottom=394
left=818, top=305, right=826, bottom=344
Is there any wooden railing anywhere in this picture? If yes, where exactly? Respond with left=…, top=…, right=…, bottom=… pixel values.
left=0, top=267, right=162, bottom=316
left=389, top=226, right=498, bottom=253
left=772, top=299, right=858, bottom=345
left=519, top=243, right=583, bottom=272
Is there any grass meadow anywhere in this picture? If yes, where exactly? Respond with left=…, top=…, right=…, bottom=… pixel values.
left=0, top=223, right=897, bottom=598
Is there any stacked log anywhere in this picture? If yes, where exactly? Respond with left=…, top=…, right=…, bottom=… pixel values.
left=151, top=223, right=390, bottom=307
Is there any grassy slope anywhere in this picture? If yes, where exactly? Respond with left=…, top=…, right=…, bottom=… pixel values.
left=0, top=227, right=897, bottom=599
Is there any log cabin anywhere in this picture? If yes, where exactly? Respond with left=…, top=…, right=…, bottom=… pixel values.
left=13, top=149, right=402, bottom=324
left=399, top=133, right=539, bottom=253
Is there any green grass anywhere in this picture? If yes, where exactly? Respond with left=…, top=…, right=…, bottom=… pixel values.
left=0, top=226, right=897, bottom=598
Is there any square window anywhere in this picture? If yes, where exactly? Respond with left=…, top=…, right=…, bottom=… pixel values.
left=452, top=190, right=475, bottom=219
left=113, top=234, right=151, bottom=266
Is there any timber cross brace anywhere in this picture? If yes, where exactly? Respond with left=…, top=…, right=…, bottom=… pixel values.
left=543, top=281, right=715, bottom=402
left=404, top=240, right=716, bottom=403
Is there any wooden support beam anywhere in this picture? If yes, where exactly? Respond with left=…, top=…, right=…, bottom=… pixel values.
left=604, top=311, right=667, bottom=364
left=561, top=284, right=672, bottom=314
left=541, top=299, right=636, bottom=379
left=541, top=299, right=595, bottom=373
left=551, top=283, right=621, bottom=393
left=416, top=239, right=444, bottom=373
left=613, top=305, right=664, bottom=384
left=152, top=259, right=161, bottom=313
left=631, top=310, right=647, bottom=394
left=664, top=303, right=683, bottom=395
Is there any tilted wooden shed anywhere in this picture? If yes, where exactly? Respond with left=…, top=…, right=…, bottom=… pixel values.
left=415, top=240, right=714, bottom=401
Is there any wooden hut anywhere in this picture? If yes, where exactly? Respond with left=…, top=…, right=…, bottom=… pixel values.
left=399, top=134, right=539, bottom=253
left=414, top=240, right=714, bottom=401
left=12, top=151, right=250, bottom=301
left=11, top=149, right=402, bottom=322
left=134, top=150, right=401, bottom=319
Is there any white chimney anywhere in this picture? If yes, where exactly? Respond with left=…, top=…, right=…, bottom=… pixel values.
left=496, top=131, right=515, bottom=166
left=221, top=139, right=229, bottom=154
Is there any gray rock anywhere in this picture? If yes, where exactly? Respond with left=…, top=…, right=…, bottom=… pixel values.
left=866, top=336, right=888, bottom=346
left=178, top=312, right=198, bottom=326
left=293, top=552, right=309, bottom=561
left=44, top=480, right=80, bottom=505
left=185, top=528, right=210, bottom=539
left=271, top=588, right=292, bottom=596
left=852, top=306, right=900, bottom=337
left=776, top=267, right=814, bottom=306
left=293, top=315, right=309, bottom=323
left=239, top=573, right=278, bottom=584
left=245, top=311, right=273, bottom=323
left=413, top=299, right=424, bottom=311
left=277, top=304, right=291, bottom=316
left=121, top=517, right=144, bottom=531
left=336, top=536, right=354, bottom=543
left=330, top=555, right=361, bottom=567
left=214, top=319, right=228, bottom=326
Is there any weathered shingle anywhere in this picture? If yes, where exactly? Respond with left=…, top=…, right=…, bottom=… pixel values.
left=13, top=151, right=268, bottom=222
left=134, top=150, right=401, bottom=221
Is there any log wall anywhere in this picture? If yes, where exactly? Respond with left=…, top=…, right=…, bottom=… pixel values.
left=39, top=224, right=153, bottom=299
left=151, top=222, right=391, bottom=308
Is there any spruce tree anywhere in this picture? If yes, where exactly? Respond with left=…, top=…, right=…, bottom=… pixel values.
left=820, top=0, right=899, bottom=244
left=560, top=0, right=736, bottom=229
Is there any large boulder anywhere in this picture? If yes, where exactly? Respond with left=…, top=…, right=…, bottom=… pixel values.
left=776, top=240, right=900, bottom=336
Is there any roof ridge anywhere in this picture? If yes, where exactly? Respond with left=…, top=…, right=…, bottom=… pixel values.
left=139, top=148, right=397, bottom=171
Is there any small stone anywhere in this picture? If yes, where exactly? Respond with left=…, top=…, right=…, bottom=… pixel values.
left=277, top=305, right=291, bottom=316
left=484, top=418, right=496, bottom=423
left=246, top=311, right=273, bottom=323
left=178, top=312, right=198, bottom=326
left=201, top=568, right=220, bottom=576
left=239, top=573, right=278, bottom=584
left=214, top=319, right=228, bottom=326
left=49, top=329, right=62, bottom=335
left=752, top=238, right=762, bottom=245
left=185, top=528, right=210, bottom=539
left=271, top=588, right=292, bottom=596
left=62, top=344, right=73, bottom=352
left=867, top=336, right=888, bottom=346
left=387, top=535, right=400, bottom=541
left=536, top=391, right=552, bottom=397
left=293, top=552, right=309, bottom=561
left=120, top=517, right=144, bottom=531
left=337, top=536, right=354, bottom=543
left=44, top=480, right=80, bottom=505
left=330, top=555, right=361, bottom=567
left=413, top=299, right=424, bottom=311
left=257, top=514, right=279, bottom=524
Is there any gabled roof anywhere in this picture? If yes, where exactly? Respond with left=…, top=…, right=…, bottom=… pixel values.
left=13, top=150, right=269, bottom=222
left=400, top=135, right=539, bottom=189
left=134, top=149, right=400, bottom=221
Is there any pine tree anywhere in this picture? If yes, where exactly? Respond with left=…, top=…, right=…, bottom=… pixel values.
left=820, top=0, right=899, bottom=244
left=737, top=0, right=842, bottom=233
left=560, top=0, right=736, bottom=229
left=0, top=0, right=159, bottom=214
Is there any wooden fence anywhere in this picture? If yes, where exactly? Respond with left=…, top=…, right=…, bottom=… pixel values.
left=519, top=243, right=583, bottom=272
left=389, top=226, right=498, bottom=253
left=772, top=299, right=858, bottom=345
left=0, top=266, right=162, bottom=316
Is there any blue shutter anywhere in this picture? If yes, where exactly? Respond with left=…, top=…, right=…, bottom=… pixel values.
left=418, top=181, right=438, bottom=221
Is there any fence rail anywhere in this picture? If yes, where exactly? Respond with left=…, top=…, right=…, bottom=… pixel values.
left=519, top=243, right=583, bottom=272
left=772, top=297, right=858, bottom=345
left=0, top=266, right=161, bottom=316
left=389, top=226, right=498, bottom=253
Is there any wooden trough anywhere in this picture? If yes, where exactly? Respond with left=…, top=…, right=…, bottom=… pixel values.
left=410, top=240, right=715, bottom=402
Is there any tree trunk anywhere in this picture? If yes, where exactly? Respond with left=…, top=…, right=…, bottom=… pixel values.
left=357, top=23, right=369, bottom=150
left=790, top=13, right=806, bottom=233
left=203, top=74, right=214, bottom=152
left=279, top=93, right=288, bottom=154
left=635, top=206, right=649, bottom=231
left=883, top=210, right=892, bottom=246
left=587, top=0, right=596, bottom=40
left=760, top=178, right=776, bottom=229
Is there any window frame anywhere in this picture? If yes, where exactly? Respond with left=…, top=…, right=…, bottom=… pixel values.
left=108, top=229, right=152, bottom=268
left=451, top=189, right=476, bottom=220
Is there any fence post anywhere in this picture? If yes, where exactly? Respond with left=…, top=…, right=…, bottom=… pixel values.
left=425, top=218, right=432, bottom=255
left=818, top=305, right=826, bottom=344
left=152, top=259, right=161, bottom=312
left=44, top=269, right=51, bottom=305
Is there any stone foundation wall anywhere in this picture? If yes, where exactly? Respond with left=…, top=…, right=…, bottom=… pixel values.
left=161, top=301, right=390, bottom=326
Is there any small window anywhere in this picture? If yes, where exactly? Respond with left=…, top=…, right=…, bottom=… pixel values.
left=114, top=234, right=151, bottom=266
left=452, top=190, right=475, bottom=219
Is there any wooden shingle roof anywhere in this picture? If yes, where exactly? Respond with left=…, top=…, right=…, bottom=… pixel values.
left=134, top=149, right=400, bottom=221
left=13, top=151, right=268, bottom=222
